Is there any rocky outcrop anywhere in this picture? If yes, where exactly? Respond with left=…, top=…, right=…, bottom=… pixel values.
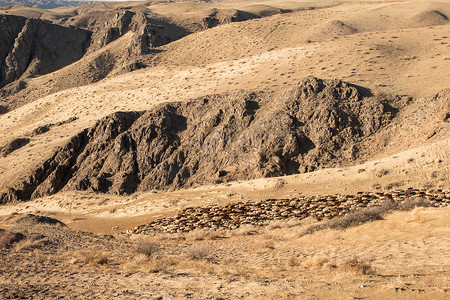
left=0, top=137, right=30, bottom=157
left=201, top=9, right=257, bottom=29
left=0, top=15, right=27, bottom=87
left=0, top=16, right=91, bottom=87
left=0, top=77, right=404, bottom=203
left=59, top=9, right=189, bottom=55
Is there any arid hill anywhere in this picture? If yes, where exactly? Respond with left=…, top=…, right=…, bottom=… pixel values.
left=0, top=0, right=96, bottom=9
left=0, top=0, right=312, bottom=112
left=0, top=1, right=449, bottom=298
left=1, top=77, right=448, bottom=203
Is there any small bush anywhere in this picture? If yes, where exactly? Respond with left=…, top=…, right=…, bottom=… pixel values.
left=134, top=237, right=160, bottom=257
left=342, top=257, right=375, bottom=275
left=326, top=207, right=384, bottom=230
left=184, top=243, right=214, bottom=261
left=71, top=250, right=109, bottom=265
left=287, top=256, right=300, bottom=267
left=299, top=200, right=400, bottom=236
left=399, top=197, right=433, bottom=210
left=302, top=256, right=330, bottom=269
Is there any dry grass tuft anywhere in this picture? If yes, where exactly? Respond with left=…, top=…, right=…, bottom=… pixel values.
left=302, top=256, right=330, bottom=269
left=134, top=237, right=160, bottom=257
left=71, top=249, right=110, bottom=266
left=342, top=257, right=375, bottom=275
left=326, top=206, right=385, bottom=230
left=399, top=197, right=433, bottom=210
left=299, top=197, right=433, bottom=237
left=287, top=255, right=301, bottom=267
left=184, top=243, right=214, bottom=261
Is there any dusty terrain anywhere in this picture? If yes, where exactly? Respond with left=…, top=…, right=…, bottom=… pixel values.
left=1, top=206, right=449, bottom=299
left=0, top=0, right=449, bottom=298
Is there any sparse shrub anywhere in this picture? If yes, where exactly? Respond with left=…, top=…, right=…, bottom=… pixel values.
left=325, top=206, right=384, bottom=230
left=232, top=224, right=259, bottom=236
left=302, top=256, right=329, bottom=268
left=298, top=223, right=327, bottom=237
left=134, top=237, right=160, bottom=257
left=342, top=257, right=375, bottom=275
left=71, top=250, right=109, bottom=265
left=399, top=197, right=433, bottom=210
left=267, top=220, right=285, bottom=230
left=299, top=196, right=439, bottom=237
left=287, top=256, right=300, bottom=267
left=375, top=168, right=390, bottom=178
left=184, top=243, right=214, bottom=261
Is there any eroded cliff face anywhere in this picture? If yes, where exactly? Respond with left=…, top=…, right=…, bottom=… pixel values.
left=0, top=77, right=407, bottom=203
left=0, top=15, right=91, bottom=88
left=0, top=10, right=190, bottom=105
left=0, top=15, right=27, bottom=87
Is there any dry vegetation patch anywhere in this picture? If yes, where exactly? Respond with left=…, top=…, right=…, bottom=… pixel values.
left=341, top=257, right=375, bottom=275
left=70, top=249, right=110, bottom=266
left=134, top=236, right=160, bottom=257
left=184, top=243, right=215, bottom=261
left=300, top=197, right=435, bottom=236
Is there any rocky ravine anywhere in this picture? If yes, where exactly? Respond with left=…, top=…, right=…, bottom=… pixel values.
left=0, top=4, right=288, bottom=112
left=0, top=15, right=90, bottom=88
left=3, top=77, right=448, bottom=203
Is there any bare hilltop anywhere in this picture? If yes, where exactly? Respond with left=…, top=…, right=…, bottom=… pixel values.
left=0, top=0, right=449, bottom=298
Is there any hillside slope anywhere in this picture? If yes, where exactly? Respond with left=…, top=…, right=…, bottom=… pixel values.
left=1, top=77, right=448, bottom=203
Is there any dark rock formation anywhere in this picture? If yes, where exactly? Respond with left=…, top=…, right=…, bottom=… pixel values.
left=0, top=15, right=91, bottom=87
left=0, top=137, right=30, bottom=157
left=201, top=9, right=257, bottom=29
left=15, top=214, right=66, bottom=226
left=0, top=15, right=27, bottom=87
left=59, top=9, right=189, bottom=55
left=0, top=77, right=403, bottom=203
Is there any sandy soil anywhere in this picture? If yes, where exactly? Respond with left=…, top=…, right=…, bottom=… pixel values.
left=0, top=207, right=449, bottom=299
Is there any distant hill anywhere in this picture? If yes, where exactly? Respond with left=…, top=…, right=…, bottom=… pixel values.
left=0, top=0, right=98, bottom=9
